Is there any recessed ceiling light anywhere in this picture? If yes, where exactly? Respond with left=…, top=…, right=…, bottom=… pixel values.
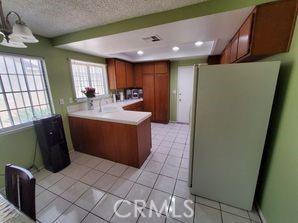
left=195, top=41, right=203, bottom=46
left=172, top=46, right=180, bottom=52
left=137, top=50, right=144, bottom=55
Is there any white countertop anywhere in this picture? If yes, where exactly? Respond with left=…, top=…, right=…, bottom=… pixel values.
left=115, top=98, right=143, bottom=107
left=68, top=110, right=151, bottom=125
left=68, top=98, right=149, bottom=125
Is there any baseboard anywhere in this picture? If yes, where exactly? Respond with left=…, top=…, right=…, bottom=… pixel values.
left=256, top=204, right=267, bottom=223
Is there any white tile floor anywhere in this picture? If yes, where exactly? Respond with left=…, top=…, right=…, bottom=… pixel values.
left=30, top=123, right=262, bottom=223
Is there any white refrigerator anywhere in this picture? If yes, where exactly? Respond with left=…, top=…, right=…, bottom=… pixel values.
left=189, top=61, right=280, bottom=210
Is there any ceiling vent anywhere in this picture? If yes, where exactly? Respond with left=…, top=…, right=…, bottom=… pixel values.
left=142, top=35, right=162, bottom=42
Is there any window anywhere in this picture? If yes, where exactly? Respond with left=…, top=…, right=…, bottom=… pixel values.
left=70, top=59, right=108, bottom=99
left=0, top=54, right=53, bottom=132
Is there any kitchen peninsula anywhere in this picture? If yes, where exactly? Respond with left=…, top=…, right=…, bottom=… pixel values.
left=68, top=106, right=152, bottom=168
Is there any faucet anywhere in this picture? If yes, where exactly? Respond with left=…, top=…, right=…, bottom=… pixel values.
left=99, top=98, right=103, bottom=112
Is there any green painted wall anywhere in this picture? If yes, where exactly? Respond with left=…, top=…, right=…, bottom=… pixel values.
left=169, top=58, right=207, bottom=121
left=256, top=21, right=298, bottom=223
left=0, top=36, right=105, bottom=187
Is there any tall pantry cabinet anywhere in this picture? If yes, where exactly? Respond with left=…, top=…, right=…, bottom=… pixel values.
left=142, top=61, right=169, bottom=124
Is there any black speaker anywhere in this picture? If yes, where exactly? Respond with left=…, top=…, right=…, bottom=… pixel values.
left=33, top=114, right=70, bottom=172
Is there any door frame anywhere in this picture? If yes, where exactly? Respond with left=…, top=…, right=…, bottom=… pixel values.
left=176, top=65, right=194, bottom=124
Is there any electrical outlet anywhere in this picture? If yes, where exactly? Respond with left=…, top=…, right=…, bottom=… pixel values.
left=59, top=98, right=64, bottom=105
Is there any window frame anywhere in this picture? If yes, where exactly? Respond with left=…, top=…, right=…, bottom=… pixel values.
left=69, top=59, right=109, bottom=101
left=0, top=52, right=54, bottom=135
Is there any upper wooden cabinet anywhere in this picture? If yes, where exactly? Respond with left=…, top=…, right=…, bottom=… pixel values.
left=154, top=61, right=169, bottom=73
left=237, top=13, right=254, bottom=59
left=134, top=64, right=143, bottom=88
left=220, top=43, right=231, bottom=64
left=230, top=34, right=239, bottom=63
left=115, top=60, right=126, bottom=89
left=125, top=62, right=134, bottom=88
left=142, top=63, right=155, bottom=74
left=107, top=58, right=133, bottom=89
left=220, top=0, right=297, bottom=63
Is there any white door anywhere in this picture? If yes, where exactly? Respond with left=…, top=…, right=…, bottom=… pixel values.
left=177, top=66, right=194, bottom=123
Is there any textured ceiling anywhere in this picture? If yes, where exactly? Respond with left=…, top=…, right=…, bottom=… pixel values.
left=2, top=0, right=206, bottom=38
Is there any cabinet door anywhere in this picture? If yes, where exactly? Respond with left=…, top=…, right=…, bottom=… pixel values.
left=238, top=13, right=253, bottom=59
left=142, top=63, right=155, bottom=74
left=154, top=61, right=168, bottom=73
left=107, top=59, right=117, bottom=90
left=115, top=60, right=126, bottom=89
left=220, top=45, right=231, bottom=64
left=125, top=62, right=134, bottom=88
left=142, top=73, right=155, bottom=120
left=134, top=64, right=143, bottom=88
left=230, top=34, right=239, bottom=62
left=154, top=73, right=169, bottom=123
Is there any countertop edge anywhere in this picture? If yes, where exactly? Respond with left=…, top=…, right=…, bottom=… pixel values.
left=68, top=112, right=151, bottom=125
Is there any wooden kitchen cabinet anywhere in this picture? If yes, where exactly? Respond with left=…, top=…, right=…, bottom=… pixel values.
left=220, top=43, right=231, bottom=64
left=237, top=13, right=253, bottom=59
left=142, top=73, right=155, bottom=121
left=123, top=101, right=144, bottom=111
left=230, top=34, right=239, bottom=63
left=69, top=116, right=151, bottom=168
left=134, top=63, right=143, bottom=88
left=125, top=62, right=134, bottom=88
left=142, top=61, right=170, bottom=123
left=107, top=58, right=135, bottom=89
left=115, top=60, right=126, bottom=88
left=142, top=63, right=155, bottom=74
left=219, top=0, right=297, bottom=63
left=154, top=73, right=169, bottom=123
left=108, top=59, right=170, bottom=123
left=155, top=61, right=169, bottom=73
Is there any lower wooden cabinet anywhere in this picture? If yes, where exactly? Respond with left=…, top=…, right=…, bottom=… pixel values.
left=123, top=101, right=144, bottom=111
left=69, top=116, right=151, bottom=168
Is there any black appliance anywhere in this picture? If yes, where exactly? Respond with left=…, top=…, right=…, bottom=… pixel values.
left=33, top=114, right=70, bottom=173
left=125, top=89, right=133, bottom=99
left=131, top=88, right=143, bottom=99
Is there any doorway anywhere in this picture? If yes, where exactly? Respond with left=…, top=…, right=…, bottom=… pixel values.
left=177, top=66, right=194, bottom=123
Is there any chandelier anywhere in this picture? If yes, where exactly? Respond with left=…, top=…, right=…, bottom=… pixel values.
left=0, top=0, right=38, bottom=48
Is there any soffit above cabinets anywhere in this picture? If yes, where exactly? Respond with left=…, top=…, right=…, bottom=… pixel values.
left=57, top=6, right=253, bottom=62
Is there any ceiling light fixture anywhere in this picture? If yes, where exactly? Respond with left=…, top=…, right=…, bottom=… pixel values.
left=0, top=0, right=38, bottom=48
left=137, top=50, right=144, bottom=55
left=195, top=41, right=203, bottom=46
left=172, top=46, right=180, bottom=52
